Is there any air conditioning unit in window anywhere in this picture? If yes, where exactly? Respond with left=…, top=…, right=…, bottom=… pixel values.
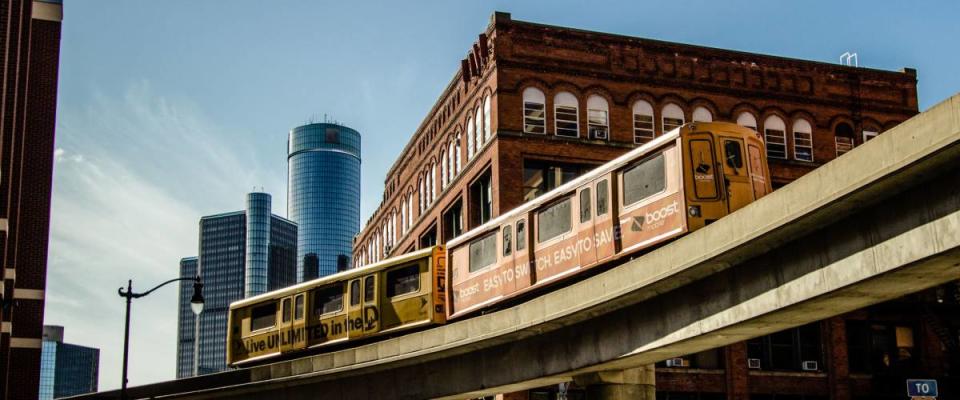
left=747, top=358, right=761, bottom=369
left=801, top=360, right=818, bottom=371
left=589, top=127, right=608, bottom=140
left=665, top=358, right=689, bottom=368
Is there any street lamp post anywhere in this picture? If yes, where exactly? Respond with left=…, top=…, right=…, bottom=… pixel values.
left=117, top=276, right=204, bottom=400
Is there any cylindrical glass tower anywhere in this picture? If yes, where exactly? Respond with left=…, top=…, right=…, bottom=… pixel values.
left=244, top=192, right=271, bottom=297
left=288, top=123, right=361, bottom=281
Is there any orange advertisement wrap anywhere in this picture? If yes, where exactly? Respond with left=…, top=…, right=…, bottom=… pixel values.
left=432, top=246, right=448, bottom=323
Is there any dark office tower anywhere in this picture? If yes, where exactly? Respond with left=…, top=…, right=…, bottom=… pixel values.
left=0, top=1, right=63, bottom=398
left=175, top=257, right=198, bottom=379
left=38, top=326, right=99, bottom=400
left=183, top=195, right=297, bottom=376
left=244, top=192, right=271, bottom=297
left=195, top=211, right=245, bottom=375
left=288, top=123, right=361, bottom=281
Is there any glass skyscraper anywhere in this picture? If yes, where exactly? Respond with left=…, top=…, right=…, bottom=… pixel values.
left=176, top=257, right=198, bottom=379
left=244, top=192, right=271, bottom=297
left=288, top=123, right=361, bottom=281
left=177, top=193, right=298, bottom=377
left=38, top=326, right=99, bottom=399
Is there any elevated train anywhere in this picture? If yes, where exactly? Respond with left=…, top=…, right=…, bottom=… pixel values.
left=227, top=122, right=772, bottom=366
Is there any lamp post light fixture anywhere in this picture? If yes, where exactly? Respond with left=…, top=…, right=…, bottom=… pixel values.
left=117, top=276, right=203, bottom=400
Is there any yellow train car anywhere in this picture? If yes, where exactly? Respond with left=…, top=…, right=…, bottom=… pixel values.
left=227, top=246, right=447, bottom=366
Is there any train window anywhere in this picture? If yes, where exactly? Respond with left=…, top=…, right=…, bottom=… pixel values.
left=597, top=180, right=608, bottom=216
left=516, top=220, right=526, bottom=251
left=350, top=279, right=361, bottom=306
left=538, top=198, right=572, bottom=243
left=623, top=154, right=666, bottom=206
left=364, top=276, right=375, bottom=302
left=580, top=188, right=592, bottom=223
left=250, top=303, right=276, bottom=331
left=469, top=232, right=498, bottom=272
left=387, top=264, right=420, bottom=297
left=724, top=140, right=743, bottom=169
left=503, top=226, right=513, bottom=256
left=294, top=295, right=304, bottom=320
left=313, top=283, right=344, bottom=316
left=282, top=298, right=292, bottom=323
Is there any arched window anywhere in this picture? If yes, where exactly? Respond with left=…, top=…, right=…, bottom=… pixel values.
left=632, top=100, right=655, bottom=144
left=400, top=197, right=407, bottom=234
left=455, top=132, right=462, bottom=172
left=662, top=103, right=685, bottom=132
left=430, top=162, right=437, bottom=205
left=692, top=106, right=713, bottom=122
left=835, top=122, right=855, bottom=157
left=792, top=119, right=814, bottom=162
left=467, top=116, right=475, bottom=158
left=554, top=92, right=579, bottom=137
left=440, top=149, right=448, bottom=188
left=475, top=105, right=483, bottom=152
left=522, top=87, right=546, bottom=134
left=586, top=95, right=609, bottom=140
left=448, top=140, right=456, bottom=179
left=736, top=112, right=758, bottom=131
left=764, top=115, right=787, bottom=159
left=483, top=95, right=492, bottom=142
left=418, top=177, right=424, bottom=212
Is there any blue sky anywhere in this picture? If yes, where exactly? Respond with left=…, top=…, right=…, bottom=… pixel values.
left=45, top=0, right=960, bottom=390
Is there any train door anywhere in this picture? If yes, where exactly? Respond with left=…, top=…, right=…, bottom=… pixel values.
left=347, top=278, right=365, bottom=339
left=498, top=222, right=517, bottom=296
left=745, top=140, right=771, bottom=199
left=594, top=177, right=615, bottom=262
left=512, top=218, right=532, bottom=292
left=362, top=275, right=380, bottom=334
left=719, top=137, right=753, bottom=213
left=576, top=185, right=597, bottom=268
left=278, top=296, right=296, bottom=353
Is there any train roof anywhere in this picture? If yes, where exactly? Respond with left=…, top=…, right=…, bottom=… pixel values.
left=446, top=122, right=756, bottom=248
left=230, top=246, right=440, bottom=309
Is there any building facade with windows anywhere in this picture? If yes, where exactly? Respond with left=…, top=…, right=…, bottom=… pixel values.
left=0, top=1, right=63, bottom=398
left=288, top=123, right=361, bottom=281
left=352, top=12, right=960, bottom=400
left=38, top=326, right=99, bottom=400
left=175, top=257, right=198, bottom=379
left=176, top=193, right=297, bottom=377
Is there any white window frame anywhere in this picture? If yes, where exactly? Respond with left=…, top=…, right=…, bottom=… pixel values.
left=586, top=95, right=609, bottom=140
left=661, top=103, right=685, bottom=133
left=736, top=111, right=758, bottom=131
left=554, top=92, right=579, bottom=138
left=475, top=106, right=483, bottom=153
left=692, top=106, right=713, bottom=122
left=467, top=116, right=475, bottom=158
left=522, top=87, right=546, bottom=134
left=792, top=119, right=814, bottom=162
left=764, top=115, right=787, bottom=160
left=632, top=100, right=655, bottom=144
left=483, top=95, right=492, bottom=142
left=863, top=130, right=878, bottom=142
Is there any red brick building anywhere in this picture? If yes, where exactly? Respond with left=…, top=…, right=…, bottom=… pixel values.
left=0, top=0, right=63, bottom=399
left=354, top=12, right=957, bottom=400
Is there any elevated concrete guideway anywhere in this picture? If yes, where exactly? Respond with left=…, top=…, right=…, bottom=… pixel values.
left=72, top=94, right=960, bottom=399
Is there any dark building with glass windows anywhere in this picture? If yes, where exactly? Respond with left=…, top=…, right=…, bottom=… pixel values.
left=38, top=326, right=99, bottom=400
left=288, top=123, right=361, bottom=281
left=175, top=257, right=198, bottom=379
left=177, top=193, right=297, bottom=377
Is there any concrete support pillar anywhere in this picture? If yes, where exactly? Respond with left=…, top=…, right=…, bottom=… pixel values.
left=574, top=365, right=655, bottom=400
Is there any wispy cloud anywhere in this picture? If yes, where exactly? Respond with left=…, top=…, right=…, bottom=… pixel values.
left=46, top=81, right=285, bottom=389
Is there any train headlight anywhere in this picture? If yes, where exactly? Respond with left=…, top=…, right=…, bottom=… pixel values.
left=688, top=205, right=701, bottom=217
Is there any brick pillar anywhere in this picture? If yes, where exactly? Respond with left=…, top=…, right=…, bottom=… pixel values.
left=498, top=391, right=530, bottom=400
left=726, top=343, right=750, bottom=400
left=826, top=317, right=851, bottom=400
left=574, top=365, right=655, bottom=400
